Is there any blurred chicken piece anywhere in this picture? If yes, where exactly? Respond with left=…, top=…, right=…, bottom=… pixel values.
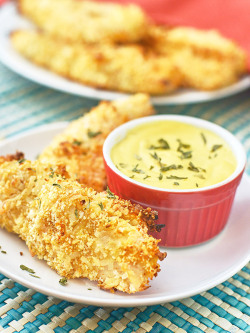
left=17, top=0, right=149, bottom=43
left=147, top=26, right=247, bottom=90
left=0, top=159, right=166, bottom=293
left=11, top=30, right=180, bottom=95
left=38, top=94, right=155, bottom=191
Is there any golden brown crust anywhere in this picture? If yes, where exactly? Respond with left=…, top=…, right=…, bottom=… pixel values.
left=11, top=24, right=247, bottom=94
left=0, top=151, right=24, bottom=163
left=17, top=0, right=150, bottom=43
left=38, top=93, right=155, bottom=192
left=145, top=25, right=248, bottom=90
left=0, top=159, right=166, bottom=293
left=11, top=29, right=181, bottom=95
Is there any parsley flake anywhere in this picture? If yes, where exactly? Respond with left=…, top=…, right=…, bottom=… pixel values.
left=98, top=202, right=104, bottom=210
left=211, top=144, right=223, bottom=153
left=87, top=130, right=102, bottom=138
left=20, top=265, right=35, bottom=274
left=132, top=164, right=144, bottom=174
left=72, top=139, right=82, bottom=146
left=106, top=186, right=116, bottom=199
left=52, top=183, right=62, bottom=188
left=59, top=277, right=67, bottom=286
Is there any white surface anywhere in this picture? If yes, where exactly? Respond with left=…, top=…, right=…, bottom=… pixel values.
left=0, top=122, right=249, bottom=307
left=0, top=2, right=250, bottom=105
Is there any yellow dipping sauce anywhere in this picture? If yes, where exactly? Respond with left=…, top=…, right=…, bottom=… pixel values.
left=111, top=121, right=237, bottom=189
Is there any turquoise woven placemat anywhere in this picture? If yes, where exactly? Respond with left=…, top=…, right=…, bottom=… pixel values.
left=0, top=62, right=250, bottom=333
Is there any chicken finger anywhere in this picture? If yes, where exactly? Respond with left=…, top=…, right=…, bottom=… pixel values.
left=0, top=159, right=166, bottom=293
left=17, top=0, right=149, bottom=43
left=38, top=93, right=155, bottom=191
left=11, top=30, right=181, bottom=96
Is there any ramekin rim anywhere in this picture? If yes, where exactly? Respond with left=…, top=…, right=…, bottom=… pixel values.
left=103, top=114, right=247, bottom=194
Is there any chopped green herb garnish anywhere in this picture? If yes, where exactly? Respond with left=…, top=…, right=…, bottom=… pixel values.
left=143, top=175, right=151, bottom=180
left=20, top=265, right=35, bottom=274
left=132, top=164, right=145, bottom=174
left=72, top=139, right=82, bottom=146
left=188, top=162, right=200, bottom=172
left=173, top=182, right=179, bottom=186
left=201, top=133, right=207, bottom=145
left=74, top=209, right=79, bottom=219
left=49, top=168, right=55, bottom=178
left=130, top=175, right=135, bottom=178
left=149, top=152, right=164, bottom=168
left=166, top=175, right=188, bottom=180
left=106, top=186, right=116, bottom=199
left=177, top=139, right=190, bottom=150
left=158, top=138, right=170, bottom=149
left=18, top=159, right=26, bottom=164
left=150, top=152, right=160, bottom=161
left=177, top=139, right=192, bottom=159
left=211, top=144, right=222, bottom=152
left=87, top=130, right=102, bottom=138
left=160, top=164, right=183, bottom=172
left=179, top=150, right=192, bottom=159
left=119, top=163, right=127, bottom=168
left=159, top=173, right=163, bottom=180
left=149, top=138, right=170, bottom=150
left=98, top=202, right=104, bottom=210
left=149, top=165, right=154, bottom=170
left=86, top=200, right=91, bottom=209
left=196, top=183, right=199, bottom=187
left=59, top=277, right=67, bottom=286
left=29, top=274, right=40, bottom=279
left=1, top=250, right=6, bottom=254
left=52, top=183, right=62, bottom=188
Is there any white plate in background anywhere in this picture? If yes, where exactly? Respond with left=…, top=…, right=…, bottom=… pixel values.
left=0, top=2, right=250, bottom=105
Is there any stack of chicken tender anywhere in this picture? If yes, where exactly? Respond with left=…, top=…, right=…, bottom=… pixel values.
left=12, top=0, right=247, bottom=95
left=0, top=94, right=169, bottom=294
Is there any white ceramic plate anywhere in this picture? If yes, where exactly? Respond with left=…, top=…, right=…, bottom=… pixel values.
left=0, top=2, right=250, bottom=105
left=0, top=122, right=249, bottom=307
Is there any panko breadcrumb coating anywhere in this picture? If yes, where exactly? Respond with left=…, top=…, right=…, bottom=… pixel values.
left=17, top=0, right=149, bottom=43
left=12, top=0, right=248, bottom=94
left=0, top=159, right=166, bottom=293
left=146, top=25, right=247, bottom=90
left=39, top=94, right=155, bottom=192
left=11, top=30, right=181, bottom=95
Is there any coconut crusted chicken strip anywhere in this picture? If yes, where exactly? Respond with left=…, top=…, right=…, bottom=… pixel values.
left=17, top=0, right=149, bottom=43
left=146, top=26, right=247, bottom=90
left=38, top=94, right=155, bottom=192
left=11, top=30, right=181, bottom=95
left=0, top=159, right=166, bottom=293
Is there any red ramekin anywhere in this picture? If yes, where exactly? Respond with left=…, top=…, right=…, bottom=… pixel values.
left=103, top=115, right=246, bottom=247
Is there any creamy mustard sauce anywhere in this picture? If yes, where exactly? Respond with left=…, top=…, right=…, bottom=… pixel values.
left=111, top=121, right=237, bottom=189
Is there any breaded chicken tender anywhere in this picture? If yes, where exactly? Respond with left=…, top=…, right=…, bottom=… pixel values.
left=39, top=94, right=155, bottom=192
left=11, top=30, right=181, bottom=95
left=13, top=1, right=248, bottom=94
left=17, top=0, right=149, bottom=43
left=146, top=26, right=247, bottom=90
left=0, top=159, right=166, bottom=293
